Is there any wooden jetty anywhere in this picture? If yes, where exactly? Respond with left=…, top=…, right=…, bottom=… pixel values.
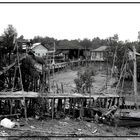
left=46, top=59, right=105, bottom=71
left=0, top=91, right=131, bottom=120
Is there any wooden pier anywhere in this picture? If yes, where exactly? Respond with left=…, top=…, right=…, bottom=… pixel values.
left=47, top=59, right=105, bottom=71
left=0, top=91, right=129, bottom=120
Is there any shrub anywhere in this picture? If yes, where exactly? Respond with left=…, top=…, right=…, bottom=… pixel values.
left=74, top=67, right=95, bottom=94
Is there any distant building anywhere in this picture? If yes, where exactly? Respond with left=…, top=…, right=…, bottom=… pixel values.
left=17, top=39, right=31, bottom=53
left=56, top=44, right=90, bottom=61
left=90, top=46, right=108, bottom=61
left=31, top=43, right=50, bottom=57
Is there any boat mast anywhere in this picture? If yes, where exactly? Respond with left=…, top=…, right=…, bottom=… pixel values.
left=133, top=46, right=138, bottom=108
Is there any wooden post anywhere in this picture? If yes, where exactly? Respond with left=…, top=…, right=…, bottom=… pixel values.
left=64, top=98, right=66, bottom=113
left=69, top=98, right=72, bottom=115
left=52, top=98, right=55, bottom=119
left=61, top=83, right=64, bottom=93
left=80, top=98, right=84, bottom=120
left=106, top=98, right=109, bottom=109
left=133, top=46, right=138, bottom=108
left=57, top=99, right=62, bottom=111
left=53, top=65, right=55, bottom=77
left=56, top=83, right=59, bottom=93
left=104, top=98, right=107, bottom=108
left=10, top=99, right=13, bottom=115
left=110, top=98, right=114, bottom=108
left=72, top=99, right=75, bottom=118
left=24, top=98, right=28, bottom=121
left=0, top=100, right=1, bottom=115
left=48, top=66, right=50, bottom=93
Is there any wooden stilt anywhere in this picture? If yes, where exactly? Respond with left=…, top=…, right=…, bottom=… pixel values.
left=61, top=83, right=64, bottom=93
left=80, top=98, right=84, bottom=120
left=69, top=98, right=72, bottom=115
left=106, top=98, right=109, bottom=109
left=0, top=100, right=1, bottom=115
left=23, top=97, right=28, bottom=121
left=56, top=83, right=59, bottom=93
left=57, top=99, right=62, bottom=111
left=10, top=99, right=13, bottom=115
left=64, top=98, right=66, bottom=113
left=52, top=98, right=54, bottom=119
left=109, top=98, right=113, bottom=108
left=72, top=99, right=75, bottom=118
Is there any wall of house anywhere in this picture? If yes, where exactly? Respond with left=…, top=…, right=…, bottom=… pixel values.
left=32, top=45, right=48, bottom=57
left=91, top=51, right=104, bottom=61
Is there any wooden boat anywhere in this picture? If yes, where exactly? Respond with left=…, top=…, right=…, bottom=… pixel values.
left=113, top=110, right=140, bottom=127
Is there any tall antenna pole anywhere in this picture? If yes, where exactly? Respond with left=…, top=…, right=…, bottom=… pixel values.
left=133, top=46, right=138, bottom=108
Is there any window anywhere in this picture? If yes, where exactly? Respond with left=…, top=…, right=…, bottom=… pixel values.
left=100, top=52, right=103, bottom=58
left=94, top=52, right=97, bottom=58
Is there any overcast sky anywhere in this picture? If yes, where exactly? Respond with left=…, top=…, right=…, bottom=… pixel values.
left=0, top=3, right=140, bottom=41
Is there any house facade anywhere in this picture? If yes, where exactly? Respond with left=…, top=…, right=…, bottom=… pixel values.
left=90, top=46, right=108, bottom=61
left=31, top=43, right=49, bottom=57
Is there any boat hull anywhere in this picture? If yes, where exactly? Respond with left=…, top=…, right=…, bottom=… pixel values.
left=115, top=116, right=140, bottom=127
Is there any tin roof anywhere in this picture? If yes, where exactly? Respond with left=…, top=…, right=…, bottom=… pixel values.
left=92, top=46, right=109, bottom=51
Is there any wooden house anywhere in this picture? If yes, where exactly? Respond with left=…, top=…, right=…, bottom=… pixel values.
left=56, top=41, right=90, bottom=61
left=31, top=43, right=49, bottom=57
left=90, top=46, right=108, bottom=61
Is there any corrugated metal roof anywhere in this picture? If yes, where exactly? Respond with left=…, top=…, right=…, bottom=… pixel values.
left=92, top=46, right=108, bottom=51
left=31, top=43, right=41, bottom=49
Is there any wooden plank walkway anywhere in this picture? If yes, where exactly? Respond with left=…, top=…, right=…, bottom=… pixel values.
left=0, top=91, right=140, bottom=120
left=0, top=91, right=119, bottom=98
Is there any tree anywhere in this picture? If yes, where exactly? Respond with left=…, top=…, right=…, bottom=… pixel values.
left=138, top=31, right=140, bottom=42
left=41, top=36, right=55, bottom=47
left=112, top=34, right=119, bottom=42
left=1, top=24, right=17, bottom=65
left=80, top=38, right=92, bottom=49
left=1, top=25, right=17, bottom=88
left=17, top=35, right=24, bottom=41
left=74, top=67, right=95, bottom=94
left=32, top=36, right=44, bottom=44
left=104, top=41, right=127, bottom=73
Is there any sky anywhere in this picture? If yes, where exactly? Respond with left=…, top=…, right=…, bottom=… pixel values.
left=0, top=3, right=140, bottom=41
